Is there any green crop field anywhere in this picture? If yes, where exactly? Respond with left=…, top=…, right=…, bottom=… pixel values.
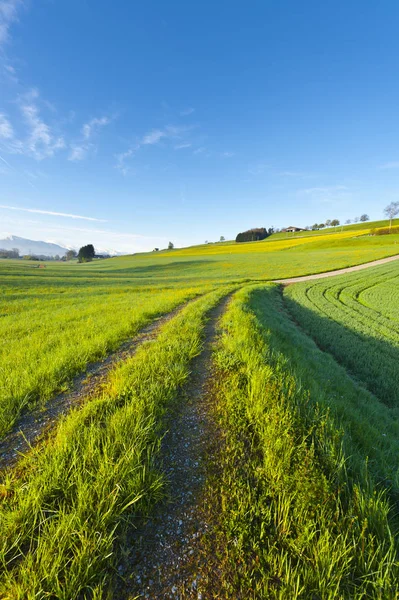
left=1, top=220, right=399, bottom=598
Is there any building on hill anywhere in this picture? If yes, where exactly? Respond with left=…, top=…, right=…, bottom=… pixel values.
left=281, top=226, right=306, bottom=233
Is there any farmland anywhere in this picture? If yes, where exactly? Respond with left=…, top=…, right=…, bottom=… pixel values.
left=1, top=222, right=399, bottom=598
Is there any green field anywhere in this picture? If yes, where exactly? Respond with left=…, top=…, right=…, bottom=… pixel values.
left=1, top=220, right=399, bottom=598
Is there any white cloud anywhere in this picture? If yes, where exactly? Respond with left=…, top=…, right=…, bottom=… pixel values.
left=67, top=115, right=111, bottom=161
left=0, top=204, right=107, bottom=221
left=115, top=147, right=136, bottom=175
left=0, top=0, right=23, bottom=46
left=180, top=107, right=195, bottom=116
left=142, top=124, right=193, bottom=146
left=193, top=146, right=206, bottom=155
left=142, top=129, right=166, bottom=145
left=0, top=113, right=14, bottom=138
left=378, top=161, right=399, bottom=170
left=68, top=144, right=89, bottom=161
left=174, top=142, right=192, bottom=150
left=221, top=151, right=234, bottom=158
left=17, top=90, right=65, bottom=159
left=82, top=116, right=110, bottom=140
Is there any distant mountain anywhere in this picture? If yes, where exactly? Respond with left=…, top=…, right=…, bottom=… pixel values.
left=0, top=235, right=68, bottom=257
left=0, top=235, right=126, bottom=258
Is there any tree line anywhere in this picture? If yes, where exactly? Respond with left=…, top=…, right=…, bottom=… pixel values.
left=235, top=227, right=274, bottom=243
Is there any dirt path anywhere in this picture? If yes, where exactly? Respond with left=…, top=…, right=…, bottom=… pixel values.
left=274, top=252, right=399, bottom=285
left=0, top=302, right=194, bottom=472
left=116, top=294, right=232, bottom=600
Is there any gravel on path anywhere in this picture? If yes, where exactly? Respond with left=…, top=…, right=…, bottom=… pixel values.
left=115, top=295, right=232, bottom=600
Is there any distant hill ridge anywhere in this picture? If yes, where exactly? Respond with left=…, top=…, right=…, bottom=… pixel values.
left=0, top=235, right=125, bottom=257
left=0, top=235, right=68, bottom=257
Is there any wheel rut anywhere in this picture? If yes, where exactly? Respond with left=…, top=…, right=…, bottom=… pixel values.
left=0, top=301, right=195, bottom=472
left=116, top=294, right=232, bottom=600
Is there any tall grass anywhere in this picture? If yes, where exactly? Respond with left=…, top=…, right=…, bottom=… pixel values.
left=0, top=287, right=231, bottom=599
left=0, top=283, right=202, bottom=438
left=201, top=285, right=398, bottom=598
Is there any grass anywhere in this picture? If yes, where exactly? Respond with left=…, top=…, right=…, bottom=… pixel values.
left=284, top=260, right=399, bottom=407
left=3, top=221, right=398, bottom=438
left=1, top=219, right=399, bottom=597
left=200, top=284, right=398, bottom=598
left=0, top=287, right=232, bottom=599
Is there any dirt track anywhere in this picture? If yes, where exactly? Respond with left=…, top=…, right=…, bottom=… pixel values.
left=0, top=302, right=194, bottom=472
left=274, top=253, right=399, bottom=284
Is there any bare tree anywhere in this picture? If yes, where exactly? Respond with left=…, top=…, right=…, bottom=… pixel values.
left=345, top=219, right=352, bottom=224
left=354, top=216, right=359, bottom=223
left=360, top=214, right=369, bottom=222
left=384, top=202, right=399, bottom=231
left=325, top=219, right=332, bottom=227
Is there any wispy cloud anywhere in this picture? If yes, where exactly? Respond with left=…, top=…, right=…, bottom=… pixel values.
left=221, top=151, right=234, bottom=158
left=68, top=115, right=112, bottom=161
left=68, top=144, right=90, bottom=161
left=0, top=0, right=23, bottom=46
left=142, top=124, right=194, bottom=146
left=193, top=146, right=206, bottom=155
left=82, top=116, right=110, bottom=140
left=300, top=185, right=348, bottom=194
left=0, top=113, right=14, bottom=139
left=115, top=147, right=137, bottom=175
left=115, top=124, right=195, bottom=174
left=142, top=129, right=166, bottom=145
left=180, top=107, right=195, bottom=116
left=0, top=204, right=107, bottom=221
left=13, top=89, right=66, bottom=160
left=378, top=161, right=399, bottom=170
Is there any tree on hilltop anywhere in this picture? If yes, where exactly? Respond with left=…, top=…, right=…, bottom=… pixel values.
left=77, top=244, right=95, bottom=263
left=220, top=236, right=225, bottom=242
left=384, top=202, right=399, bottom=231
left=325, top=219, right=332, bottom=227
left=360, top=214, right=369, bottom=222
left=168, top=241, right=174, bottom=250
left=331, top=219, right=340, bottom=227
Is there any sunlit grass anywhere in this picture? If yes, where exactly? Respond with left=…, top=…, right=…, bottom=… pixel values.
left=201, top=284, right=398, bottom=598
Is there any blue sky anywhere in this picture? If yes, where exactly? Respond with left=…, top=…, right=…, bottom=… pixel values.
left=1, top=1, right=399, bottom=252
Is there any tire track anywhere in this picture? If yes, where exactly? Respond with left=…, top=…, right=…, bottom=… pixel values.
left=274, top=252, right=399, bottom=285
left=0, top=301, right=197, bottom=472
left=115, top=294, right=233, bottom=600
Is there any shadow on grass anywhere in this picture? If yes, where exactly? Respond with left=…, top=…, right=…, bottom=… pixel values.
left=282, top=291, right=399, bottom=409
left=247, top=285, right=399, bottom=500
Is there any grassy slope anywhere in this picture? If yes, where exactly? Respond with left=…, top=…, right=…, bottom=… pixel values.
left=1, top=221, right=397, bottom=438
left=201, top=285, right=398, bottom=599
left=1, top=223, right=398, bottom=437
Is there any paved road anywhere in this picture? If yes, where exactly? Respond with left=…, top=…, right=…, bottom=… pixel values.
left=274, top=253, right=399, bottom=285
